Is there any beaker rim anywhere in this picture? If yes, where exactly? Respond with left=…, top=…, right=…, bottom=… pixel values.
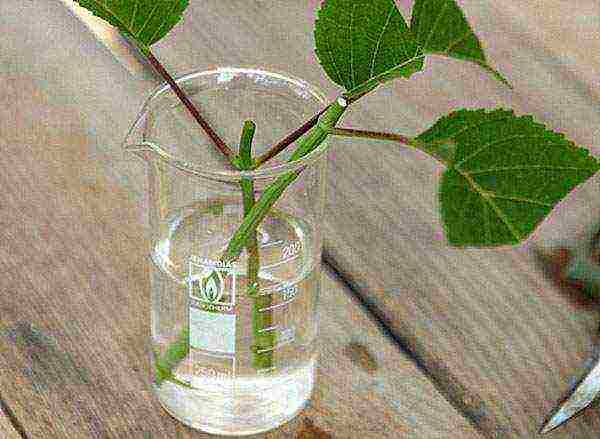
left=123, top=66, right=330, bottom=181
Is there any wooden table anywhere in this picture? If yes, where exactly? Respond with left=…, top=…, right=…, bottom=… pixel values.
left=0, top=1, right=599, bottom=437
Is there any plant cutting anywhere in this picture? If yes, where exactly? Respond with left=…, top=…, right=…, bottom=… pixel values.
left=73, top=0, right=599, bottom=435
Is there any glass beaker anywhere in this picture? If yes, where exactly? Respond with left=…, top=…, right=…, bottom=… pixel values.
left=123, top=67, right=329, bottom=436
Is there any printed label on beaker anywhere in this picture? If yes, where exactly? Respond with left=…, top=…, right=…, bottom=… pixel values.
left=188, top=257, right=237, bottom=354
left=189, top=349, right=236, bottom=387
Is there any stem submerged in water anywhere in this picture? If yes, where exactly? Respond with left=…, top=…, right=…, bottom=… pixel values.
left=153, top=325, right=192, bottom=388
left=243, top=178, right=276, bottom=369
left=237, top=121, right=276, bottom=369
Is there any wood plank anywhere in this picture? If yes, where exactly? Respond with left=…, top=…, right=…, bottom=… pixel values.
left=492, top=0, right=600, bottom=106
left=121, top=1, right=599, bottom=437
left=0, top=7, right=481, bottom=437
left=0, top=407, right=20, bottom=439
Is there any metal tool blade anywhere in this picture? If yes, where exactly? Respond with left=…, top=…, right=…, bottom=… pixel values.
left=541, top=350, right=600, bottom=434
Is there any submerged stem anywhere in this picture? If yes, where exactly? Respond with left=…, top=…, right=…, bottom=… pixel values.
left=153, top=327, right=191, bottom=388
left=237, top=121, right=276, bottom=369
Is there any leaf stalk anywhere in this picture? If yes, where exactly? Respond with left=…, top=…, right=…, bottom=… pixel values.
left=145, top=50, right=235, bottom=158
left=332, top=127, right=412, bottom=146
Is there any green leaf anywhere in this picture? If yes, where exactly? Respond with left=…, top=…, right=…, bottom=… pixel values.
left=314, top=0, right=425, bottom=94
left=73, top=0, right=189, bottom=51
left=413, top=108, right=599, bottom=247
left=410, top=0, right=510, bottom=87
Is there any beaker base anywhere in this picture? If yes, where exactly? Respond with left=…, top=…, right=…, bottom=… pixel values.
left=154, top=358, right=316, bottom=436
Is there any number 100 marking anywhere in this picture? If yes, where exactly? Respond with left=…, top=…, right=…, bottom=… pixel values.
left=280, top=284, right=298, bottom=301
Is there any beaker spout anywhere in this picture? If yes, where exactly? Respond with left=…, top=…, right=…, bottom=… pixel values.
left=123, top=142, right=155, bottom=154
left=121, top=106, right=159, bottom=159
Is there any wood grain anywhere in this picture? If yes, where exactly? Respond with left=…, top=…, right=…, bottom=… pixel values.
left=0, top=408, right=20, bottom=439
left=0, top=9, right=481, bottom=437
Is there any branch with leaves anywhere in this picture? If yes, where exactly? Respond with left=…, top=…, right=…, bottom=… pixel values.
left=73, top=0, right=599, bottom=388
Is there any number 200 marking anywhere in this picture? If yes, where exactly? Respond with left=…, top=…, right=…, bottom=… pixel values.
left=282, top=242, right=301, bottom=259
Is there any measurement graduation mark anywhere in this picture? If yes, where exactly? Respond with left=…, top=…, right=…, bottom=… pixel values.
left=257, top=366, right=277, bottom=374
left=256, top=337, right=294, bottom=354
left=259, top=297, right=296, bottom=312
left=258, top=325, right=279, bottom=333
left=260, top=239, right=284, bottom=249
left=259, top=282, right=299, bottom=298
left=262, top=254, right=299, bottom=270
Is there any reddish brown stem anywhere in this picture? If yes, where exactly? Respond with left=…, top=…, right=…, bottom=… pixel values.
left=332, top=127, right=412, bottom=145
left=146, top=50, right=234, bottom=158
left=253, top=105, right=330, bottom=167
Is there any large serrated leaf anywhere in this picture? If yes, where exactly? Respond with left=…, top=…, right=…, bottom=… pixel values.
left=73, top=0, right=189, bottom=51
left=314, top=0, right=425, bottom=93
left=413, top=108, right=599, bottom=247
left=410, top=0, right=509, bottom=86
